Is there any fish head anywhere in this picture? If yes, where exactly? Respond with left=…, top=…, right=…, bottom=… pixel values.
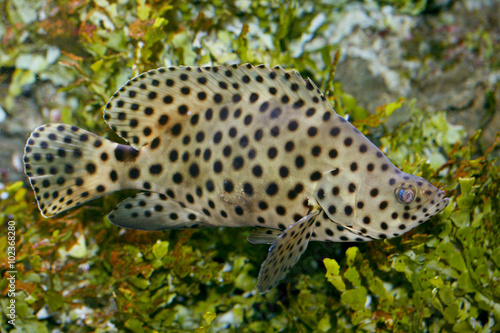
left=315, top=166, right=449, bottom=240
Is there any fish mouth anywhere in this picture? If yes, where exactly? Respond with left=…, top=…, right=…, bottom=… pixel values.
left=427, top=190, right=449, bottom=216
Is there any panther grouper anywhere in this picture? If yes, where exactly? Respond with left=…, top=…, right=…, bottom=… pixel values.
left=23, top=64, right=449, bottom=292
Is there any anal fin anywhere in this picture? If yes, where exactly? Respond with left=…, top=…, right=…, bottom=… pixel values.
left=108, top=193, right=211, bottom=231
left=257, top=210, right=320, bottom=293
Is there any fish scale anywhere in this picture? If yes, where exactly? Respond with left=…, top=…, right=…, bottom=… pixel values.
left=23, top=63, right=449, bottom=293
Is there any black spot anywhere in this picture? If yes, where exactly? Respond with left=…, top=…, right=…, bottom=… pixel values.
left=288, top=120, right=299, bottom=131
left=259, top=201, right=268, bottom=210
left=332, top=186, right=340, bottom=196
left=243, top=183, right=254, bottom=196
left=363, top=217, right=371, bottom=224
left=178, top=104, right=188, bottom=115
left=205, top=108, right=213, bottom=120
left=266, top=183, right=278, bottom=196
left=213, top=161, right=223, bottom=173
left=180, top=73, right=188, bottom=81
left=295, top=155, right=305, bottom=169
left=129, top=168, right=140, bottom=179
left=229, top=127, right=238, bottom=138
left=391, top=212, right=398, bottom=219
left=379, top=201, right=388, bottom=210
left=276, top=206, right=286, bottom=215
left=249, top=93, right=259, bottom=103
left=329, top=149, right=338, bottom=158
left=166, top=79, right=174, bottom=86
left=189, top=163, right=200, bottom=177
left=57, top=148, right=66, bottom=158
left=114, top=145, right=139, bottom=162
left=198, top=91, right=207, bottom=100
left=344, top=205, right=353, bottom=216
left=223, top=145, right=232, bottom=157
left=359, top=144, right=368, bottom=153
left=219, top=107, right=229, bottom=121
left=213, top=131, right=223, bottom=143
left=326, top=229, right=334, bottom=236
left=171, top=123, right=182, bottom=136
left=239, top=136, right=249, bottom=148
left=233, top=156, right=244, bottom=170
left=268, top=147, right=278, bottom=159
left=370, top=188, right=379, bottom=197
left=232, top=94, right=242, bottom=103
left=73, top=148, right=82, bottom=158
left=350, top=162, right=358, bottom=172
left=110, top=170, right=118, bottom=181
left=348, top=183, right=356, bottom=193
left=310, top=171, right=321, bottom=181
left=244, top=115, right=253, bottom=126
left=344, top=137, right=353, bottom=146
left=293, top=99, right=304, bottom=109
left=269, top=87, right=277, bottom=95
left=224, top=180, right=234, bottom=193
left=198, top=77, right=207, bottom=84
left=242, top=75, right=250, bottom=83
left=254, top=129, right=263, bottom=141
left=260, top=102, right=270, bottom=112
left=213, top=93, right=223, bottom=103
left=157, top=115, right=168, bottom=126
left=252, top=165, right=263, bottom=177
left=172, top=173, right=183, bottom=184
left=169, top=150, right=178, bottom=162
left=86, top=163, right=96, bottom=174
left=367, top=163, right=375, bottom=172
left=285, top=141, right=294, bottom=152
left=279, top=166, right=289, bottom=178
left=381, top=222, right=388, bottom=230
left=203, top=149, right=211, bottom=161
left=163, top=95, right=173, bottom=104
left=248, top=149, right=256, bottom=159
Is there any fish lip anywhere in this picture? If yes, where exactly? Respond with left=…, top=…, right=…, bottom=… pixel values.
left=428, top=190, right=449, bottom=214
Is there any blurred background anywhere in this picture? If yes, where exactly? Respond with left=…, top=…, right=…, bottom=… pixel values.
left=0, top=0, right=498, bottom=184
left=0, top=0, right=499, bottom=332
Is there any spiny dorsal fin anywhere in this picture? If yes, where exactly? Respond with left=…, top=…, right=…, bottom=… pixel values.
left=257, top=209, right=320, bottom=293
left=103, top=64, right=328, bottom=150
left=108, top=192, right=211, bottom=231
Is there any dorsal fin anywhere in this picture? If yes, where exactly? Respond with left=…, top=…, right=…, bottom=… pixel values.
left=103, top=64, right=328, bottom=149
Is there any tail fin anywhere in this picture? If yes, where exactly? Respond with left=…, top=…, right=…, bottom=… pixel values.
left=23, top=124, right=131, bottom=217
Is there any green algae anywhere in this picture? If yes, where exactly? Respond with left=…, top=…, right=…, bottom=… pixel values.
left=1, top=0, right=499, bottom=332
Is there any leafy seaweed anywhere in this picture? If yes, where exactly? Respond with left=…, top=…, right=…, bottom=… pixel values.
left=1, top=0, right=499, bottom=332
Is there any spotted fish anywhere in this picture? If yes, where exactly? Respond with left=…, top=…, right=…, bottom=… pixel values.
left=23, top=64, right=449, bottom=292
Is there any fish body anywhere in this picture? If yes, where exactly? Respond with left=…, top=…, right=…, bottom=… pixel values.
left=23, top=64, right=449, bottom=292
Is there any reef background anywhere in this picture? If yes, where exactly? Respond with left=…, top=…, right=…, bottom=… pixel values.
left=0, top=0, right=499, bottom=331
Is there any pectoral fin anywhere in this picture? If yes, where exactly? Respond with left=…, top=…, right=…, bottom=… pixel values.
left=256, top=209, right=320, bottom=293
left=248, top=228, right=283, bottom=244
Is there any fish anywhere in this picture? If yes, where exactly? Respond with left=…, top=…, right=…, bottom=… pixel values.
left=23, top=64, right=449, bottom=293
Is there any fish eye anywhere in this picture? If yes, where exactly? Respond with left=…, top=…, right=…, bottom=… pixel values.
left=395, top=186, right=415, bottom=204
